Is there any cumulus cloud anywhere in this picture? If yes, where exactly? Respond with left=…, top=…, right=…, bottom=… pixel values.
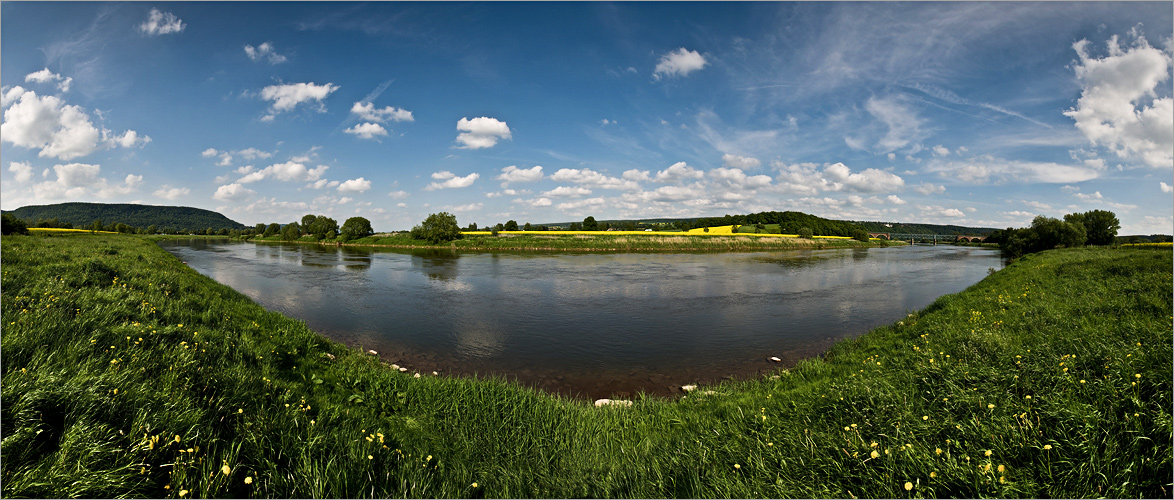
left=622, top=169, right=651, bottom=182
left=9, top=161, right=33, bottom=182
left=556, top=197, right=609, bottom=213
left=497, top=165, right=544, bottom=183
left=447, top=202, right=483, bottom=212
left=1, top=89, right=148, bottom=160
left=1161, top=182, right=1172, bottom=193
left=425, top=171, right=479, bottom=190
left=721, top=153, right=761, bottom=169
left=639, top=184, right=707, bottom=203
left=308, top=179, right=341, bottom=190
left=351, top=101, right=413, bottom=123
left=925, top=156, right=1099, bottom=184
left=517, top=197, right=553, bottom=208
left=932, top=145, right=950, bottom=157
left=213, top=183, right=256, bottom=202
left=238, top=161, right=328, bottom=184
left=28, top=163, right=142, bottom=201
left=653, top=48, right=707, bottom=79
left=708, top=167, right=772, bottom=189
left=337, top=177, right=371, bottom=193
left=259, top=82, right=339, bottom=120
left=772, top=161, right=903, bottom=194
left=24, top=68, right=72, bottom=93
left=455, top=116, right=511, bottom=149
left=551, top=168, right=641, bottom=191
left=887, top=195, right=907, bottom=205
left=654, top=162, right=705, bottom=183
left=914, top=183, right=947, bottom=195
left=139, top=8, right=185, bottom=36
left=344, top=122, right=388, bottom=140
left=244, top=42, right=287, bottom=64
left=153, top=185, right=190, bottom=200
left=1064, top=34, right=1173, bottom=168
left=541, top=186, right=593, bottom=198
left=388, top=189, right=409, bottom=199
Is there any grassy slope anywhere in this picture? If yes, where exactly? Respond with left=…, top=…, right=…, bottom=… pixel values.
left=2, top=234, right=1170, bottom=498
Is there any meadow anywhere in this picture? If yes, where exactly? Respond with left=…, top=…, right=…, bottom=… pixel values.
left=1, top=232, right=1170, bottom=498
left=252, top=225, right=881, bottom=252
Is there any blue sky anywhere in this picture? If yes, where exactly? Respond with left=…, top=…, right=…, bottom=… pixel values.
left=2, top=2, right=1171, bottom=233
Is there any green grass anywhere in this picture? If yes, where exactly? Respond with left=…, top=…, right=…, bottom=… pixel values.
left=2, top=233, right=1170, bottom=498
left=250, top=232, right=890, bottom=252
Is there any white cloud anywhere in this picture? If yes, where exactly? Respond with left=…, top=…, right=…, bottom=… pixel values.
left=388, top=189, right=409, bottom=199
left=306, top=179, right=340, bottom=190
left=914, top=183, right=947, bottom=195
left=213, top=183, right=256, bottom=202
left=1022, top=200, right=1052, bottom=211
left=1073, top=190, right=1104, bottom=201
left=556, top=197, right=609, bottom=213
left=24, top=68, right=72, bottom=93
left=1064, top=34, right=1173, bottom=168
left=1003, top=210, right=1036, bottom=218
left=9, top=161, right=33, bottom=182
left=925, top=156, right=1099, bottom=184
left=239, top=161, right=328, bottom=184
left=865, top=95, right=924, bottom=153
left=887, top=195, right=907, bottom=205
left=654, top=162, right=705, bottom=183
left=27, top=163, right=142, bottom=201
left=622, top=169, right=651, bottom=182
left=2, top=86, right=26, bottom=107
left=244, top=42, right=287, bottom=64
left=551, top=168, right=641, bottom=191
left=344, top=122, right=388, bottom=140
left=518, top=197, right=553, bottom=208
left=541, top=186, right=593, bottom=198
left=448, top=202, right=483, bottom=212
left=337, top=177, right=371, bottom=193
left=709, top=167, right=772, bottom=189
left=1, top=89, right=146, bottom=160
left=639, top=184, right=707, bottom=202
left=455, top=116, right=511, bottom=149
left=153, top=185, right=190, bottom=200
left=497, top=165, right=544, bottom=183
left=1161, top=182, right=1172, bottom=193
left=823, top=162, right=904, bottom=193
left=932, top=145, right=950, bottom=157
left=237, top=148, right=271, bottom=160
left=653, top=48, right=707, bottom=79
left=139, top=8, right=185, bottom=36
left=201, top=148, right=220, bottom=158
left=259, top=82, right=339, bottom=120
left=426, top=171, right=479, bottom=190
left=350, top=101, right=413, bottom=123
left=721, top=153, right=761, bottom=169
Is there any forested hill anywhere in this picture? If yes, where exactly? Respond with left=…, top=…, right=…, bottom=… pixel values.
left=691, top=211, right=866, bottom=237
left=4, top=203, right=245, bottom=231
left=851, top=221, right=998, bottom=236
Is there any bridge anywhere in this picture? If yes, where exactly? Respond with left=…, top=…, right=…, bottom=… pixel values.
left=869, top=232, right=987, bottom=244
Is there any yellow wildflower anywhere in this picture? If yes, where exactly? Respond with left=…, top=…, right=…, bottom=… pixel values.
left=222, top=464, right=231, bottom=475
left=985, top=450, right=993, bottom=457
left=904, top=482, right=913, bottom=491
left=870, top=450, right=879, bottom=459
left=1043, top=444, right=1052, bottom=450
left=734, top=464, right=741, bottom=469
left=935, top=448, right=942, bottom=455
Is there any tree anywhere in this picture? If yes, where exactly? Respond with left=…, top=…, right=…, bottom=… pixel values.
left=569, top=222, right=583, bottom=231
left=1000, top=215, right=1087, bottom=259
left=851, top=228, right=870, bottom=242
left=1, top=213, right=29, bottom=235
left=467, top=222, right=478, bottom=231
left=523, top=222, right=532, bottom=231
left=301, top=214, right=318, bottom=229
left=583, top=216, right=599, bottom=231
left=504, top=220, right=519, bottom=231
left=91, top=219, right=103, bottom=232
left=281, top=221, right=301, bottom=241
left=798, top=227, right=813, bottom=239
left=304, top=215, right=338, bottom=240
left=340, top=216, right=374, bottom=241
left=411, top=212, right=462, bottom=243
left=264, top=223, right=280, bottom=237
left=1066, top=210, right=1119, bottom=246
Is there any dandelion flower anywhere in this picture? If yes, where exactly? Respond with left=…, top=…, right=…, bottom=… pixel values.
left=922, top=415, right=928, bottom=420
left=734, top=464, right=741, bottom=469
left=179, top=490, right=188, bottom=497
left=987, top=403, right=995, bottom=409
left=930, top=471, right=937, bottom=478
left=1043, top=444, right=1052, bottom=450
left=999, top=476, right=1006, bottom=484
left=904, top=482, right=913, bottom=491
left=870, top=450, right=880, bottom=459
left=1135, top=373, right=1141, bottom=379
left=367, top=455, right=373, bottom=460
left=222, top=464, right=231, bottom=475
left=175, top=435, right=181, bottom=443
left=985, top=450, right=993, bottom=457
left=244, top=476, right=253, bottom=485
left=472, top=483, right=479, bottom=488
left=997, top=464, right=1005, bottom=473
left=238, top=409, right=243, bottom=413
left=935, top=448, right=942, bottom=455
left=870, top=441, right=878, bottom=448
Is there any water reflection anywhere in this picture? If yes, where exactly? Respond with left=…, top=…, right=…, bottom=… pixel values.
left=158, top=241, right=1005, bottom=399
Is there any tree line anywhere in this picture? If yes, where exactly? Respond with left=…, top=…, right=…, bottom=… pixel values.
left=986, top=209, right=1122, bottom=259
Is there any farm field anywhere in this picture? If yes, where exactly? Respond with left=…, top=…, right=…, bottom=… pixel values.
left=1, top=233, right=1170, bottom=498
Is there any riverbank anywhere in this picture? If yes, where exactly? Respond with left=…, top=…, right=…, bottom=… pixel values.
left=248, top=231, right=902, bottom=252
left=2, top=233, right=1169, bottom=497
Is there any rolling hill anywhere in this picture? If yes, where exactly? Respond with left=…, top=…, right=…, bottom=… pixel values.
left=3, top=202, right=246, bottom=231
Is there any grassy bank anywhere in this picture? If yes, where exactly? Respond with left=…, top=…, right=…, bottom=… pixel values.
left=2, top=233, right=1170, bottom=497
left=250, top=231, right=893, bottom=252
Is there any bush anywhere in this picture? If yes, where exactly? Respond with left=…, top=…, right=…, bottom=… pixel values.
left=851, top=229, right=870, bottom=242
left=2, top=213, right=29, bottom=235
left=412, top=212, right=462, bottom=243
left=797, top=227, right=813, bottom=239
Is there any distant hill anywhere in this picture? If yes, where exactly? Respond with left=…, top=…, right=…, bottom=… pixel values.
left=851, top=221, right=998, bottom=236
left=4, top=203, right=246, bottom=231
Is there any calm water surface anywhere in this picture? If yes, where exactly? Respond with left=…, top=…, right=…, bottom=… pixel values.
left=158, top=240, right=1004, bottom=399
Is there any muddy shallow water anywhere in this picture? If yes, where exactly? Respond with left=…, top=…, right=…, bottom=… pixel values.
left=159, top=240, right=1004, bottom=400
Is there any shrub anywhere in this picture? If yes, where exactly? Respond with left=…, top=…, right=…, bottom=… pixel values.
left=798, top=227, right=813, bottom=239
left=412, top=212, right=462, bottom=243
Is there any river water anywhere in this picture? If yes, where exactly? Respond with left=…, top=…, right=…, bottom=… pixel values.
left=158, top=240, right=1004, bottom=399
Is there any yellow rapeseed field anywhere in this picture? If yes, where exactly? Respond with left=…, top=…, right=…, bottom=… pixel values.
left=27, top=228, right=119, bottom=234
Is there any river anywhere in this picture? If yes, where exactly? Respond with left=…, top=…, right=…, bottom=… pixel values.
left=158, top=240, right=1004, bottom=399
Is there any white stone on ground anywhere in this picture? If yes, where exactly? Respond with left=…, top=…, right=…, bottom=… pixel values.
left=768, top=356, right=781, bottom=362
left=594, top=399, right=633, bottom=407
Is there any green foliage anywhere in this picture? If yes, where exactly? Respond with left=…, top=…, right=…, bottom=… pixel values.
left=301, top=215, right=339, bottom=240
left=523, top=222, right=532, bottom=231
left=1065, top=209, right=1120, bottom=246
left=411, top=212, right=461, bottom=243
left=851, top=228, right=870, bottom=242
left=5, top=202, right=245, bottom=232
left=263, top=223, right=280, bottom=237
left=582, top=216, right=599, bottom=231
left=569, top=222, right=583, bottom=231
left=2, top=213, right=30, bottom=235
left=693, top=211, right=864, bottom=237
left=340, top=217, right=374, bottom=241
left=2, top=236, right=1169, bottom=498
left=798, top=227, right=813, bottom=239
left=853, top=220, right=997, bottom=236
left=1001, top=213, right=1103, bottom=259
left=503, top=220, right=519, bottom=231
left=280, top=221, right=301, bottom=241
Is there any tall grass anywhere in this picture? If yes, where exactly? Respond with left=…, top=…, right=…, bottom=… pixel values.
left=2, top=234, right=1170, bottom=497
